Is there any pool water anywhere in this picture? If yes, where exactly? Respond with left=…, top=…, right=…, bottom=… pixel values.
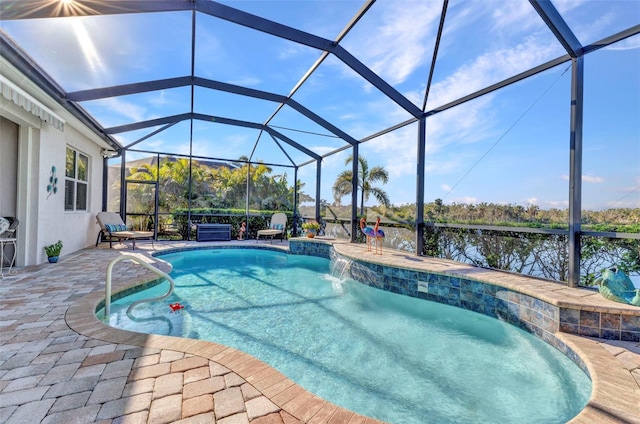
left=103, top=248, right=591, bottom=423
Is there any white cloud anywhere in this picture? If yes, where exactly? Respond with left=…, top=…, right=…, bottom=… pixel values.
left=551, top=0, right=587, bottom=14
left=310, top=145, right=343, bottom=156
left=428, top=37, right=559, bottom=108
left=190, top=26, right=224, bottom=79
left=542, top=200, right=570, bottom=209
left=172, top=144, right=190, bottom=156
left=278, top=44, right=307, bottom=60
left=426, top=95, right=497, bottom=153
left=350, top=93, right=415, bottom=133
left=583, top=175, right=604, bottom=183
left=339, top=113, right=359, bottom=121
left=441, top=183, right=452, bottom=192
left=425, top=157, right=466, bottom=176
left=228, top=77, right=263, bottom=87
left=326, top=149, right=351, bottom=167
left=144, top=139, right=165, bottom=148
left=148, top=90, right=180, bottom=108
left=440, top=3, right=487, bottom=44
left=571, top=11, right=616, bottom=44
left=491, top=1, right=542, bottom=33
left=560, top=174, right=604, bottom=183
left=93, top=97, right=148, bottom=125
left=297, top=165, right=314, bottom=179
left=341, top=1, right=441, bottom=85
left=607, top=36, right=640, bottom=51
left=360, top=125, right=417, bottom=178
left=527, top=197, right=539, bottom=205
left=148, top=91, right=168, bottom=107
left=225, top=134, right=250, bottom=145
left=450, top=196, right=478, bottom=205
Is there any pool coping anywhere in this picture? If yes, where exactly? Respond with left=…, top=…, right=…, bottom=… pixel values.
left=65, top=241, right=640, bottom=423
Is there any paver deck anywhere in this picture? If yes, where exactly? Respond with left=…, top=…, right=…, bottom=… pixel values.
left=1, top=240, right=639, bottom=423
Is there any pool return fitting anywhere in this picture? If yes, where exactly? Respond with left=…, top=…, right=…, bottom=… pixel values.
left=104, top=255, right=175, bottom=318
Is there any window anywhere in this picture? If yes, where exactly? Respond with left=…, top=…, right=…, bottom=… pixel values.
left=65, top=147, right=89, bottom=211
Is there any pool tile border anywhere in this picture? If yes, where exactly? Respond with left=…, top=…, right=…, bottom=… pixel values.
left=339, top=253, right=593, bottom=372
left=289, top=239, right=640, bottom=345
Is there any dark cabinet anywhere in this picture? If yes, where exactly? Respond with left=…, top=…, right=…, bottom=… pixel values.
left=196, top=224, right=231, bottom=241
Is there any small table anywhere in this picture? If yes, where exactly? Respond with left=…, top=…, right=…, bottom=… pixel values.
left=0, top=238, right=17, bottom=279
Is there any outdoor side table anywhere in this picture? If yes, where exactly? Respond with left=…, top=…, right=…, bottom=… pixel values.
left=0, top=238, right=17, bottom=279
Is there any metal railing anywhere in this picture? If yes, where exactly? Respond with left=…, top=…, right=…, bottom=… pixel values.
left=104, top=255, right=175, bottom=318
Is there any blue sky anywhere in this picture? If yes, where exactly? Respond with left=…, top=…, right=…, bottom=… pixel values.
left=2, top=0, right=638, bottom=211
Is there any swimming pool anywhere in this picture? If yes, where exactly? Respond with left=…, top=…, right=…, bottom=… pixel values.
left=102, top=248, right=591, bottom=423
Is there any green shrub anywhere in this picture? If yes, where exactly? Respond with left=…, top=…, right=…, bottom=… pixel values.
left=44, top=240, right=63, bottom=257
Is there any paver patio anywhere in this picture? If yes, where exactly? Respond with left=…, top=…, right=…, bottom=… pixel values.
left=0, top=240, right=638, bottom=423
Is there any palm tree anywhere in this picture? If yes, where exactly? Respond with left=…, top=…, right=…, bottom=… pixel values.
left=332, top=155, right=390, bottom=215
left=211, top=157, right=274, bottom=209
left=127, top=158, right=212, bottom=210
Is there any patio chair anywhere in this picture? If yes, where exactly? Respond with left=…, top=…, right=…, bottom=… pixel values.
left=0, top=217, right=18, bottom=272
left=257, top=213, right=287, bottom=243
left=96, top=212, right=154, bottom=250
left=0, top=217, right=18, bottom=239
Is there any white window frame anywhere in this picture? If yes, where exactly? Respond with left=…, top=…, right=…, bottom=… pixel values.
left=65, top=147, right=89, bottom=212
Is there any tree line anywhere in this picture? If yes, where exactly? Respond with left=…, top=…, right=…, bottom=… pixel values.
left=391, top=201, right=639, bottom=232
left=122, top=156, right=312, bottom=214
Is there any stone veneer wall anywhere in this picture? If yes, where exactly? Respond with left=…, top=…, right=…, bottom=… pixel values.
left=559, top=308, right=639, bottom=342
left=289, top=239, right=333, bottom=259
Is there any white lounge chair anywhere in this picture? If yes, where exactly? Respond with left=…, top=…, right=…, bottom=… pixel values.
left=256, top=213, right=287, bottom=243
left=96, top=212, right=154, bottom=250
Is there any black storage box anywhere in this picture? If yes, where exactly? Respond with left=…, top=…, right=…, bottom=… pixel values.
left=196, top=224, right=232, bottom=241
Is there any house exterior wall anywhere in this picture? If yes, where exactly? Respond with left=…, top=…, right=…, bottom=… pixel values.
left=1, top=58, right=114, bottom=266
left=0, top=116, right=18, bottom=218
left=36, top=124, right=105, bottom=261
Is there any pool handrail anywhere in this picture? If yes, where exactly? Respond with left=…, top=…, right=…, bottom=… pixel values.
left=104, top=254, right=175, bottom=318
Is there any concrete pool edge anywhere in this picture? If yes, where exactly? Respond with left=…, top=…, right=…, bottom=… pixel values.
left=67, top=242, right=640, bottom=423
left=557, top=333, right=640, bottom=423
